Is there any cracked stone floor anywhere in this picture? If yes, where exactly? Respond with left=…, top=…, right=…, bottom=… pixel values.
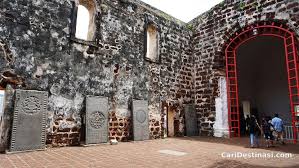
left=0, top=137, right=298, bottom=168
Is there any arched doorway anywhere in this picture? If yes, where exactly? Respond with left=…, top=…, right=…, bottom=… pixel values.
left=225, top=22, right=299, bottom=143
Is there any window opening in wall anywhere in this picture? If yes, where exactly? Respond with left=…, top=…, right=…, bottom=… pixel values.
left=146, top=24, right=158, bottom=61
left=75, top=5, right=90, bottom=40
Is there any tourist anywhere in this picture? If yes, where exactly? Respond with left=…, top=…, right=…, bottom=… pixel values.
left=240, top=115, right=247, bottom=136
left=262, top=117, right=274, bottom=147
left=271, top=114, right=285, bottom=144
left=249, top=115, right=261, bottom=148
left=245, top=115, right=250, bottom=135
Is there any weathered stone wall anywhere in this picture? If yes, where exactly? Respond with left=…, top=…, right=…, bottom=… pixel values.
left=0, top=0, right=193, bottom=148
left=4, top=0, right=296, bottom=148
left=190, top=0, right=299, bottom=136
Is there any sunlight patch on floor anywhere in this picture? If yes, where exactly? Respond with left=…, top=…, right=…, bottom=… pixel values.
left=158, top=149, right=187, bottom=156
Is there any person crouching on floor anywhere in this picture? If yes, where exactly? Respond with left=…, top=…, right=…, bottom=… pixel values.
left=262, top=117, right=274, bottom=147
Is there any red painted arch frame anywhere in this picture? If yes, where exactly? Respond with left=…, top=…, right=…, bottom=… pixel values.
left=225, top=23, right=299, bottom=143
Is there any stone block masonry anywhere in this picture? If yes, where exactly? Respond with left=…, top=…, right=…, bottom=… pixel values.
left=109, top=111, right=132, bottom=142
left=0, top=0, right=193, bottom=149
left=190, top=0, right=299, bottom=136
left=1, top=0, right=298, bottom=150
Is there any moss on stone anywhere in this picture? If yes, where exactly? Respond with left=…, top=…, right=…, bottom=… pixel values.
left=186, top=24, right=194, bottom=31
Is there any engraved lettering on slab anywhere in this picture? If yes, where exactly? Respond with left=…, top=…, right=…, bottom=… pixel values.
left=86, top=96, right=109, bottom=144
left=89, top=111, right=105, bottom=129
left=133, top=100, right=149, bottom=141
left=9, top=89, right=48, bottom=152
left=184, top=104, right=199, bottom=136
left=21, top=96, right=41, bottom=114
left=136, top=110, right=146, bottom=123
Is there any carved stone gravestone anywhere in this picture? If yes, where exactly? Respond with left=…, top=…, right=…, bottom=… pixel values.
left=184, top=104, right=199, bottom=136
left=9, top=89, right=48, bottom=152
left=133, top=100, right=149, bottom=141
left=86, top=96, right=108, bottom=144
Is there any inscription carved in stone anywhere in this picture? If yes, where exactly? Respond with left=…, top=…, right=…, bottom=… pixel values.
left=133, top=100, right=149, bottom=141
left=9, top=89, right=48, bottom=153
left=184, top=104, right=199, bottom=136
left=21, top=96, right=41, bottom=114
left=136, top=110, right=146, bottom=123
left=86, top=96, right=109, bottom=144
left=89, top=111, right=105, bottom=129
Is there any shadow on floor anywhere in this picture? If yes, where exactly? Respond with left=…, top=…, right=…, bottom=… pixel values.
left=171, top=136, right=299, bottom=154
left=207, top=160, right=299, bottom=168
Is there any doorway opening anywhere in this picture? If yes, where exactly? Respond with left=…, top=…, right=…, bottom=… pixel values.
left=237, top=36, right=290, bottom=134
left=225, top=22, right=299, bottom=143
left=162, top=103, right=175, bottom=138
left=167, top=107, right=175, bottom=137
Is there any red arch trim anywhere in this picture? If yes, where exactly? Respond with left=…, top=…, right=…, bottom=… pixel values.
left=225, top=24, right=299, bottom=143
left=226, top=25, right=293, bottom=51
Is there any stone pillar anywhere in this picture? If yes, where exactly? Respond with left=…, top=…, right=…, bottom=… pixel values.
left=0, top=85, right=14, bottom=152
left=213, top=77, right=229, bottom=138
left=0, top=90, right=6, bottom=152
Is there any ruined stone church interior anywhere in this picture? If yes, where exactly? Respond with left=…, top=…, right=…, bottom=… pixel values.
left=0, top=0, right=298, bottom=154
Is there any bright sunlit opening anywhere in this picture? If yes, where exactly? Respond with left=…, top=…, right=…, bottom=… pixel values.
left=75, top=5, right=90, bottom=40
left=140, top=0, right=224, bottom=22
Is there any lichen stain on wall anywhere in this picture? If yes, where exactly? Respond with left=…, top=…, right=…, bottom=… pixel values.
left=0, top=0, right=193, bottom=148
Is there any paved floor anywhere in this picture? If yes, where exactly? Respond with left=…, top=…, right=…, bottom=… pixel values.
left=0, top=137, right=298, bottom=168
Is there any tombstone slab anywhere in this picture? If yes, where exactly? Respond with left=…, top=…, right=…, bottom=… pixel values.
left=9, top=89, right=48, bottom=152
left=133, top=100, right=149, bottom=141
left=184, top=104, right=199, bottom=136
left=86, top=96, right=108, bottom=144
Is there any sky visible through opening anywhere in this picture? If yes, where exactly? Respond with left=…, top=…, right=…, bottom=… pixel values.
left=140, top=0, right=223, bottom=22
left=76, top=0, right=224, bottom=39
left=76, top=5, right=89, bottom=40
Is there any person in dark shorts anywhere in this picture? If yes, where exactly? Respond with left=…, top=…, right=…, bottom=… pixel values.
left=262, top=117, right=274, bottom=147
